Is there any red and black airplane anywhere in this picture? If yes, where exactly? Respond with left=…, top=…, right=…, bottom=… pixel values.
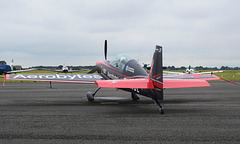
left=6, top=40, right=225, bottom=114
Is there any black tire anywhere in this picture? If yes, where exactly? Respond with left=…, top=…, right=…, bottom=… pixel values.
left=159, top=108, right=164, bottom=114
left=131, top=93, right=139, bottom=101
left=87, top=92, right=94, bottom=101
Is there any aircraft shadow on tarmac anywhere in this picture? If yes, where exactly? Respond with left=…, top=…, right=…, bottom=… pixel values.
left=8, top=96, right=216, bottom=115
left=163, top=98, right=217, bottom=104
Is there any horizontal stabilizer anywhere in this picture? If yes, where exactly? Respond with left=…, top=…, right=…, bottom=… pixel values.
left=95, top=78, right=154, bottom=89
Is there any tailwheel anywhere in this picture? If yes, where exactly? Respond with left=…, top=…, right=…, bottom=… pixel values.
left=152, top=97, right=164, bottom=114
left=159, top=107, right=164, bottom=114
left=87, top=92, right=94, bottom=102
left=131, top=93, right=140, bottom=101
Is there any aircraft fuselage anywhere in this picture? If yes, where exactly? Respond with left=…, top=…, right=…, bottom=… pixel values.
left=0, top=65, right=11, bottom=75
left=95, top=60, right=157, bottom=99
left=96, top=60, right=148, bottom=79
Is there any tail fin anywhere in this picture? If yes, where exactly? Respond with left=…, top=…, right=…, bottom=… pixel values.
left=149, top=45, right=163, bottom=100
left=10, top=59, right=14, bottom=70
left=149, top=45, right=163, bottom=86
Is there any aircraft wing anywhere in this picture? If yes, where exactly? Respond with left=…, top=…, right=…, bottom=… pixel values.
left=7, top=68, right=36, bottom=74
left=38, top=68, right=62, bottom=72
left=199, top=70, right=224, bottom=74
left=6, top=74, right=103, bottom=83
left=38, top=68, right=87, bottom=73
left=163, top=71, right=183, bottom=74
left=6, top=73, right=227, bottom=88
left=68, top=69, right=88, bottom=73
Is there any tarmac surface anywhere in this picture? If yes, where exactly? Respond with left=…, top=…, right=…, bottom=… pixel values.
left=0, top=81, right=240, bottom=143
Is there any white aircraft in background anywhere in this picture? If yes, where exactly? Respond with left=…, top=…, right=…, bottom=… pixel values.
left=40, top=64, right=87, bottom=74
left=164, top=65, right=224, bottom=75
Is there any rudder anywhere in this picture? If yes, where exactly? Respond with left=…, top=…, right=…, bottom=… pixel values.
left=149, top=45, right=163, bottom=100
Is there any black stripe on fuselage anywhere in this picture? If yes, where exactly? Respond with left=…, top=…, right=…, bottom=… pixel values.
left=96, top=61, right=130, bottom=80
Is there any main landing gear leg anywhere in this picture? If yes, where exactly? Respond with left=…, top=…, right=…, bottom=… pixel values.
left=87, top=87, right=101, bottom=102
left=49, top=81, right=52, bottom=89
left=153, top=97, right=164, bottom=114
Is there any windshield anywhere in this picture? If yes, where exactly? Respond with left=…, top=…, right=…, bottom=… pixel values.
left=110, top=54, right=132, bottom=71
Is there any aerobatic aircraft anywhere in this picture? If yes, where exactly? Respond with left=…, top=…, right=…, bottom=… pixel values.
left=6, top=40, right=230, bottom=114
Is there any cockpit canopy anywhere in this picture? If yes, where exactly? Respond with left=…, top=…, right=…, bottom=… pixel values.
left=110, top=54, right=132, bottom=71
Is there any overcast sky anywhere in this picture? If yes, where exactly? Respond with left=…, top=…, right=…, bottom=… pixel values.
left=0, top=0, right=239, bottom=68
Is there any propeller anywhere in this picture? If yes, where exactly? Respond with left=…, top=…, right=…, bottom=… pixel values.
left=104, top=40, right=107, bottom=60
left=87, top=67, right=97, bottom=74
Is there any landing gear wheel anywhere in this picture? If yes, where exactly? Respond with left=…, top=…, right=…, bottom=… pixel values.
left=86, top=87, right=101, bottom=102
left=152, top=97, right=164, bottom=114
left=159, top=107, right=164, bottom=114
left=131, top=93, right=140, bottom=101
left=87, top=92, right=94, bottom=102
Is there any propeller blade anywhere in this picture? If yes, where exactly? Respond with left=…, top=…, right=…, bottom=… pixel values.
left=87, top=67, right=97, bottom=74
left=104, top=40, right=107, bottom=60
